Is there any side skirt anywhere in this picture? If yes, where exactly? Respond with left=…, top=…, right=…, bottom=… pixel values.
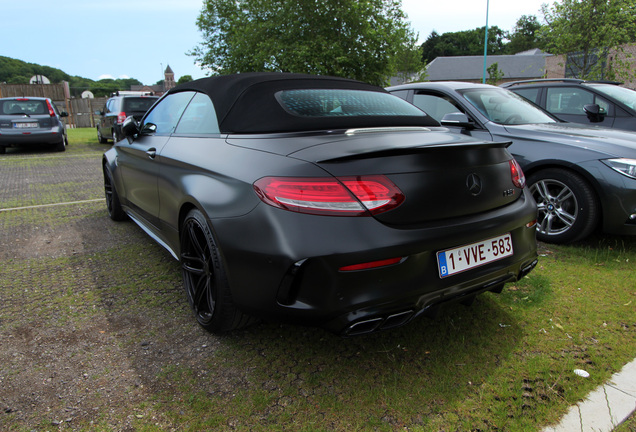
left=124, top=208, right=179, bottom=261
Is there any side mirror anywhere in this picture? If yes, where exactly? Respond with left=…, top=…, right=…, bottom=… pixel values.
left=440, top=112, right=474, bottom=129
left=583, top=104, right=606, bottom=123
left=121, top=116, right=140, bottom=140
left=94, top=110, right=104, bottom=116
left=59, top=111, right=69, bottom=117
left=140, top=122, right=157, bottom=136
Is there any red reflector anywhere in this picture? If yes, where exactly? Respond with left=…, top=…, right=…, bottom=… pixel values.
left=253, top=175, right=404, bottom=216
left=526, top=219, right=537, bottom=229
left=510, top=159, right=526, bottom=189
left=340, top=257, right=403, bottom=272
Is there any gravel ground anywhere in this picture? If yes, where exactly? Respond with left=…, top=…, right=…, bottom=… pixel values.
left=0, top=147, right=223, bottom=430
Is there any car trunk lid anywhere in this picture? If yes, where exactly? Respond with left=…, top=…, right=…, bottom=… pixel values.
left=304, top=130, right=520, bottom=225
left=231, top=128, right=523, bottom=225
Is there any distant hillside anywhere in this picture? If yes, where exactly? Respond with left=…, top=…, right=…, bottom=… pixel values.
left=0, top=56, right=142, bottom=97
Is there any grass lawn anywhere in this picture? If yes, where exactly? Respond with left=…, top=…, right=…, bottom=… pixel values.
left=0, top=128, right=634, bottom=431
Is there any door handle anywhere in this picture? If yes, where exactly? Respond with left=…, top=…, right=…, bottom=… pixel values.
left=146, top=148, right=157, bottom=159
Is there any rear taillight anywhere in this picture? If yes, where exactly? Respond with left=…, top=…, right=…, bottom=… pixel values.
left=117, top=112, right=127, bottom=124
left=510, top=159, right=525, bottom=189
left=253, top=175, right=404, bottom=216
left=45, top=99, right=56, bottom=117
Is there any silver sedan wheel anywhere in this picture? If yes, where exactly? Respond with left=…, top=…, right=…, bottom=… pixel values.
left=527, top=168, right=598, bottom=244
left=531, top=178, right=578, bottom=237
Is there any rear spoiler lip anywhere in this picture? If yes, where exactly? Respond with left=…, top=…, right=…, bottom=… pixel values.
left=225, top=127, right=512, bottom=160
left=313, top=140, right=513, bottom=163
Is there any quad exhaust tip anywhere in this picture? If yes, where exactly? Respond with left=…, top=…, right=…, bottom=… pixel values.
left=344, top=310, right=415, bottom=336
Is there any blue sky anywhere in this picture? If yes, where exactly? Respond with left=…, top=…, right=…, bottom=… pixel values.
left=1, top=0, right=547, bottom=86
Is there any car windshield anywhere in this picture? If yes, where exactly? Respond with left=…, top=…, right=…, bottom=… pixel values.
left=276, top=89, right=427, bottom=118
left=460, top=88, right=557, bottom=125
left=588, top=84, right=636, bottom=110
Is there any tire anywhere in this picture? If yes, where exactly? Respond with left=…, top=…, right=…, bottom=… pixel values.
left=103, top=166, right=126, bottom=221
left=97, top=127, right=108, bottom=144
left=55, top=138, right=66, bottom=152
left=528, top=168, right=599, bottom=243
left=180, top=209, right=254, bottom=333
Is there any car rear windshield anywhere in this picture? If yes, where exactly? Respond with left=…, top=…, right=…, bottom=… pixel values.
left=275, top=89, right=427, bottom=118
left=0, top=99, right=48, bottom=115
left=122, top=97, right=157, bottom=113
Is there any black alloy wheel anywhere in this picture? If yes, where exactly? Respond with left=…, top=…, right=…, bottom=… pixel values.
left=180, top=209, right=251, bottom=333
left=103, top=166, right=126, bottom=221
left=528, top=168, right=599, bottom=243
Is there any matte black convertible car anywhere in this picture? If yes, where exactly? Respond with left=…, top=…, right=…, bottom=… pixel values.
left=103, top=73, right=538, bottom=335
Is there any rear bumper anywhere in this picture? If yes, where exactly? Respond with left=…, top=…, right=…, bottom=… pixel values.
left=0, top=127, right=65, bottom=146
left=327, top=255, right=538, bottom=335
left=211, top=189, right=539, bottom=334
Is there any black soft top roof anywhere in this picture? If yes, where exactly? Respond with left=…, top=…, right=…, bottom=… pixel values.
left=166, top=72, right=437, bottom=133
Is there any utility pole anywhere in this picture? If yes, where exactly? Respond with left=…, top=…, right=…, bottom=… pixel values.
left=482, top=0, right=490, bottom=84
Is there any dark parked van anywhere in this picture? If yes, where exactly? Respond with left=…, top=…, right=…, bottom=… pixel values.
left=96, top=93, right=158, bottom=143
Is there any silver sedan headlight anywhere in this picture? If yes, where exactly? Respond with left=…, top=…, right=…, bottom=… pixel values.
left=603, top=158, right=636, bottom=179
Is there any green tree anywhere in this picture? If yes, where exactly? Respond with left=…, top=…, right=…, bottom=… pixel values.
left=540, top=0, right=636, bottom=80
left=486, top=62, right=505, bottom=84
left=0, top=56, right=71, bottom=84
left=90, top=79, right=119, bottom=97
left=394, top=38, right=427, bottom=83
left=0, top=56, right=144, bottom=97
left=190, top=0, right=417, bottom=86
left=118, top=78, right=143, bottom=89
left=421, top=26, right=507, bottom=63
left=177, top=75, right=194, bottom=84
left=420, top=31, right=442, bottom=63
left=505, top=15, right=544, bottom=54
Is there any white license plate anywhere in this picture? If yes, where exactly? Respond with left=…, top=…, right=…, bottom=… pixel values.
left=437, top=233, right=513, bottom=278
left=14, top=122, right=38, bottom=128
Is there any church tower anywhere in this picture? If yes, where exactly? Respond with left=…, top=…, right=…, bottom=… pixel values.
left=164, top=65, right=175, bottom=91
